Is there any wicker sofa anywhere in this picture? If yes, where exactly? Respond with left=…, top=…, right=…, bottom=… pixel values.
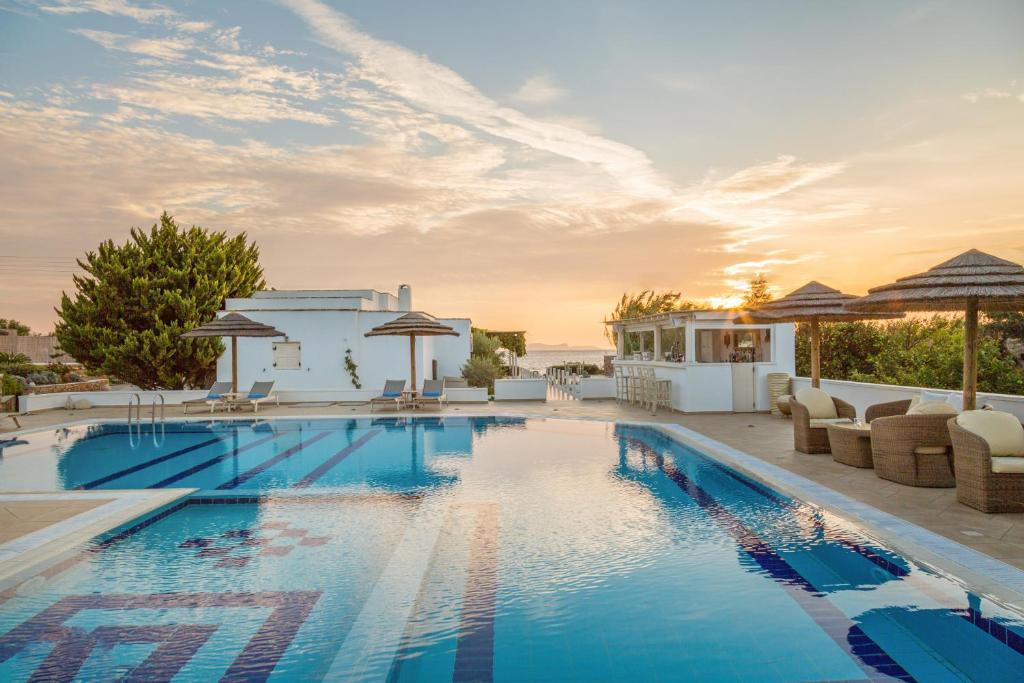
left=949, top=412, right=1024, bottom=513
left=864, top=399, right=913, bottom=423
left=869, top=414, right=956, bottom=487
left=788, top=389, right=856, bottom=454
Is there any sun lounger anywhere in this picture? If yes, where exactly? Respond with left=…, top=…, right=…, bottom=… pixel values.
left=182, top=381, right=233, bottom=414
left=417, top=379, right=447, bottom=411
left=227, top=381, right=279, bottom=413
left=370, top=379, right=406, bottom=412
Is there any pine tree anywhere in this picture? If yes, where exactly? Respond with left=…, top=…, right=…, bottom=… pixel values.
left=55, top=213, right=265, bottom=389
left=741, top=275, right=772, bottom=307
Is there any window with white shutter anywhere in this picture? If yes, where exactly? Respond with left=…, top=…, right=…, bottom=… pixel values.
left=272, top=341, right=301, bottom=369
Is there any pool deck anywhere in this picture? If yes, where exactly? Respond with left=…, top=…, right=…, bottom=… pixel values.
left=3, top=399, right=1024, bottom=572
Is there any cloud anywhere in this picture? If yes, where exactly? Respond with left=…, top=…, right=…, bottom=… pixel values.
left=37, top=0, right=175, bottom=22
left=278, top=0, right=672, bottom=199
left=510, top=74, right=565, bottom=105
left=700, top=155, right=846, bottom=204
left=73, top=28, right=193, bottom=61
left=962, top=85, right=1023, bottom=104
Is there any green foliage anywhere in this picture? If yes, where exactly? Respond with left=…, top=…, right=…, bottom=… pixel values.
left=604, top=290, right=713, bottom=346
left=474, top=328, right=526, bottom=357
left=741, top=275, right=772, bottom=307
left=0, top=352, right=33, bottom=378
left=547, top=362, right=603, bottom=377
left=26, top=371, right=60, bottom=386
left=54, top=212, right=265, bottom=390
left=2, top=374, right=26, bottom=396
left=462, top=356, right=502, bottom=392
left=344, top=348, right=361, bottom=389
left=0, top=319, right=30, bottom=335
left=795, top=316, right=1024, bottom=395
left=463, top=329, right=506, bottom=392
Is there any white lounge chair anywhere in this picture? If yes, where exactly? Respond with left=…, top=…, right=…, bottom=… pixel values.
left=227, top=381, right=279, bottom=413
left=182, top=381, right=233, bottom=414
left=370, top=379, right=406, bottom=412
left=417, top=379, right=447, bottom=411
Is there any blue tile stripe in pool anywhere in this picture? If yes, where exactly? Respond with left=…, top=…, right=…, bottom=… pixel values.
left=653, top=454, right=915, bottom=682
left=293, top=429, right=382, bottom=488
left=216, top=431, right=333, bottom=489
left=151, top=431, right=284, bottom=488
left=651, top=432, right=1024, bottom=659
left=77, top=435, right=226, bottom=489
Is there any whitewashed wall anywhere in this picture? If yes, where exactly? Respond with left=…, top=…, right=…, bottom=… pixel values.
left=792, top=377, right=1024, bottom=420
left=494, top=378, right=547, bottom=401
left=19, top=386, right=488, bottom=412
left=218, top=311, right=471, bottom=393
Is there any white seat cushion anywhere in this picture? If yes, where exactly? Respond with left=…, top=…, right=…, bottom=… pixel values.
left=810, top=418, right=853, bottom=427
left=907, top=401, right=958, bottom=416
left=914, top=446, right=948, bottom=456
left=795, top=388, right=838, bottom=419
left=991, top=457, right=1024, bottom=474
left=956, top=410, right=1024, bottom=457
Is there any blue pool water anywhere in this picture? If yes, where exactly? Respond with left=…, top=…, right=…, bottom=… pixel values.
left=0, top=417, right=1022, bottom=681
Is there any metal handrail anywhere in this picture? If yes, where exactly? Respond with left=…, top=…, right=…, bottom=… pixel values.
left=152, top=393, right=165, bottom=425
left=127, top=393, right=141, bottom=424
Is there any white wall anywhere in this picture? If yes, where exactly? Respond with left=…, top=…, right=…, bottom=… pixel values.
left=19, top=386, right=489, bottom=412
left=792, top=377, right=1024, bottom=420
left=578, top=377, right=615, bottom=400
left=494, top=378, right=547, bottom=401
left=217, top=311, right=471, bottom=393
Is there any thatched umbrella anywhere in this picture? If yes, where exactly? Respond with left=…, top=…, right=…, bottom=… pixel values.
left=364, top=312, right=460, bottom=393
left=847, top=249, right=1024, bottom=410
left=181, top=312, right=285, bottom=393
left=748, top=281, right=903, bottom=388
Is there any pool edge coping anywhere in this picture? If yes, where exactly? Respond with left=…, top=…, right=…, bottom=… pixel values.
left=0, top=489, right=196, bottom=589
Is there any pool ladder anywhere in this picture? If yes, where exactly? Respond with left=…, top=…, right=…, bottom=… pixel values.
left=126, top=393, right=166, bottom=447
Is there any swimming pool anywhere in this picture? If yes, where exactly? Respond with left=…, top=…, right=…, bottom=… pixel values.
left=1, top=417, right=1022, bottom=681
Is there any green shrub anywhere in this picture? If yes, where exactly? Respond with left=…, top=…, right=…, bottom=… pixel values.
left=2, top=374, right=27, bottom=396
left=462, top=356, right=502, bottom=393
left=26, top=371, right=61, bottom=385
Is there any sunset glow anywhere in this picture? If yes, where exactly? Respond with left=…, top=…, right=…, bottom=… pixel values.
left=2, top=1, right=1022, bottom=345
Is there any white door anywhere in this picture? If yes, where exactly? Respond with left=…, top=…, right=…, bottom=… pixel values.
left=731, top=364, right=756, bottom=412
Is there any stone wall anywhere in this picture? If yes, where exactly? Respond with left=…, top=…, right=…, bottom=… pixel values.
left=24, top=378, right=109, bottom=395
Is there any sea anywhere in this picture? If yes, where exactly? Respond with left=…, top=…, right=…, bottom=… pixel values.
left=515, top=348, right=615, bottom=373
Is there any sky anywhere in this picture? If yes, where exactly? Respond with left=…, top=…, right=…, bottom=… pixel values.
left=1, top=1, right=1022, bottom=347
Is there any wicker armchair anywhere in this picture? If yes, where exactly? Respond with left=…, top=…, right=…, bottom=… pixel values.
left=865, top=399, right=912, bottom=423
left=869, top=414, right=955, bottom=487
left=789, top=395, right=856, bottom=454
left=949, top=418, right=1024, bottom=513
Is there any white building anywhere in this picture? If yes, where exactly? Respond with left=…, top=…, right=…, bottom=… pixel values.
left=607, top=309, right=796, bottom=412
left=217, top=286, right=471, bottom=400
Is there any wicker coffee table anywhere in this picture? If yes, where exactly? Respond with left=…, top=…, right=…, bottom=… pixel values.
left=826, top=422, right=873, bottom=468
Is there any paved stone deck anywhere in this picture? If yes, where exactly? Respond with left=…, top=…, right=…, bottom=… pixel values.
left=0, top=498, right=110, bottom=544
left=3, top=399, right=1023, bottom=569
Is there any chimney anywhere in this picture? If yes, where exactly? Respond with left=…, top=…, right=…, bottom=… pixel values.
left=397, top=284, right=412, bottom=311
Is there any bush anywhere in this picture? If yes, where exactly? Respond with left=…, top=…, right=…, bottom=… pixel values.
left=462, top=356, right=502, bottom=392
left=547, top=362, right=603, bottom=377
left=26, top=371, right=61, bottom=386
left=2, top=374, right=27, bottom=396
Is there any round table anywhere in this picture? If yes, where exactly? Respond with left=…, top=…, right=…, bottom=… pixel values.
left=826, top=422, right=874, bottom=468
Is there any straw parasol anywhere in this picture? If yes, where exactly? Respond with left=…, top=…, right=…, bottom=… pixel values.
left=748, top=281, right=903, bottom=388
left=364, top=312, right=460, bottom=393
left=847, top=249, right=1024, bottom=410
left=181, top=312, right=285, bottom=393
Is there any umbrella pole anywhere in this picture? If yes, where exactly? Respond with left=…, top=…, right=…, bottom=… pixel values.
left=409, top=335, right=417, bottom=394
left=963, top=299, right=979, bottom=411
left=810, top=319, right=821, bottom=389
left=231, top=336, right=238, bottom=394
